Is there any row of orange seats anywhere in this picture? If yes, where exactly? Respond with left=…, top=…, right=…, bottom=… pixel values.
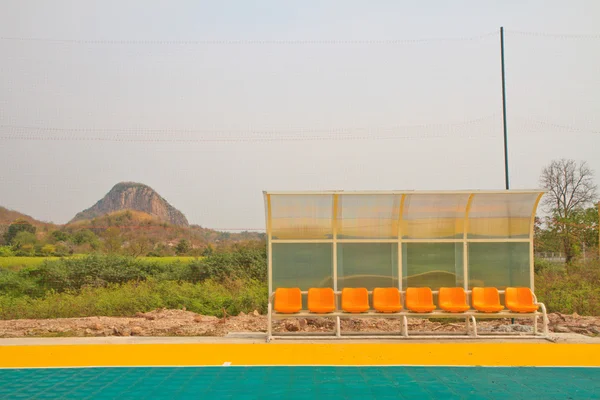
left=274, top=287, right=539, bottom=314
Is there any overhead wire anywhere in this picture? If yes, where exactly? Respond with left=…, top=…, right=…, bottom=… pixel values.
left=0, top=115, right=502, bottom=143
left=0, top=31, right=499, bottom=45
left=3, top=30, right=599, bottom=45
left=0, top=115, right=497, bottom=135
left=512, top=116, right=600, bottom=135
left=506, top=30, right=600, bottom=40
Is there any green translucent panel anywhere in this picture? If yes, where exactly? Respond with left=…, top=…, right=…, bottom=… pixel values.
left=403, top=243, right=464, bottom=290
left=337, top=243, right=398, bottom=290
left=272, top=243, right=333, bottom=290
left=468, top=243, right=530, bottom=289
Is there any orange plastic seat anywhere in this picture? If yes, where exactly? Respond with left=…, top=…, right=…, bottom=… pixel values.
left=405, top=287, right=436, bottom=313
left=341, top=288, right=370, bottom=313
left=438, top=287, right=470, bottom=313
left=505, top=287, right=539, bottom=313
left=274, top=288, right=302, bottom=314
left=373, top=288, right=402, bottom=313
left=471, top=287, right=504, bottom=313
left=308, top=288, right=336, bottom=314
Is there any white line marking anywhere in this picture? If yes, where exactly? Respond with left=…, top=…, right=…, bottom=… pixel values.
left=222, top=362, right=231, bottom=366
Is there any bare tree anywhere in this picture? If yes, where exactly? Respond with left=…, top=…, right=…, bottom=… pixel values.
left=126, top=235, right=154, bottom=258
left=540, top=159, right=598, bottom=263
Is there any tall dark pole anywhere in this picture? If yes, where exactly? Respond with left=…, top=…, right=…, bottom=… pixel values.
left=501, top=28, right=514, bottom=323
left=500, top=27, right=509, bottom=190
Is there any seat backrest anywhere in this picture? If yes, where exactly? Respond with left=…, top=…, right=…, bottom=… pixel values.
left=505, top=287, right=534, bottom=307
left=438, top=287, right=467, bottom=306
left=308, top=288, right=335, bottom=313
left=274, top=288, right=302, bottom=313
left=341, top=288, right=369, bottom=311
left=373, top=288, right=401, bottom=306
left=471, top=287, right=500, bottom=306
left=406, top=287, right=433, bottom=308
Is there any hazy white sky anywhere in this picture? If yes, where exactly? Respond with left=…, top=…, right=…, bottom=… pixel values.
left=1, top=0, right=599, bottom=230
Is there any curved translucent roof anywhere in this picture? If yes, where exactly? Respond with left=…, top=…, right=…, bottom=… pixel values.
left=265, top=190, right=545, bottom=241
left=264, top=190, right=545, bottom=294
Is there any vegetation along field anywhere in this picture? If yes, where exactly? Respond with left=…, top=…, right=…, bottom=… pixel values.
left=0, top=256, right=200, bottom=270
left=0, top=247, right=266, bottom=319
left=0, top=160, right=598, bottom=322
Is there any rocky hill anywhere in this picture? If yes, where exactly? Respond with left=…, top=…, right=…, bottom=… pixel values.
left=70, top=182, right=189, bottom=227
left=0, top=205, right=56, bottom=230
left=0, top=206, right=61, bottom=228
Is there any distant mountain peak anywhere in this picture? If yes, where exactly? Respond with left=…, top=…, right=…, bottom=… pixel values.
left=70, top=182, right=189, bottom=226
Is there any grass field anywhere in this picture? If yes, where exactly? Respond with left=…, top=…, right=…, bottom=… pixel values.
left=0, top=256, right=201, bottom=269
left=0, top=257, right=59, bottom=269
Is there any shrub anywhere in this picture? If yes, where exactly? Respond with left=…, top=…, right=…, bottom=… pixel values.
left=0, top=247, right=267, bottom=298
left=192, top=248, right=266, bottom=283
left=534, top=258, right=564, bottom=274
left=0, top=269, right=44, bottom=298
left=0, top=246, right=14, bottom=257
left=535, top=258, right=600, bottom=315
left=0, top=279, right=267, bottom=319
left=40, top=244, right=56, bottom=257
left=0, top=246, right=269, bottom=319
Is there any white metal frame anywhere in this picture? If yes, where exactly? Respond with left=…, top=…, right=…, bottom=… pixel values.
left=266, top=289, right=549, bottom=341
left=264, top=190, right=547, bottom=342
left=265, top=190, right=543, bottom=195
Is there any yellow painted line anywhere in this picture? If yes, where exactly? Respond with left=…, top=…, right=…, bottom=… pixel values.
left=1, top=343, right=600, bottom=368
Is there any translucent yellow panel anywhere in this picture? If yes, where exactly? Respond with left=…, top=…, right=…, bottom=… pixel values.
left=337, top=194, right=401, bottom=239
left=402, top=194, right=470, bottom=239
left=270, top=195, right=333, bottom=240
left=467, top=193, right=540, bottom=239
left=402, top=243, right=464, bottom=290
left=337, top=243, right=398, bottom=290
left=468, top=243, right=530, bottom=289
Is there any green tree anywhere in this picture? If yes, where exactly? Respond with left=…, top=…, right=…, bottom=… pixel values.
left=175, top=239, right=191, bottom=255
left=73, top=229, right=98, bottom=246
left=4, top=219, right=36, bottom=245
left=50, top=230, right=71, bottom=243
left=0, top=246, right=14, bottom=257
left=40, top=244, right=56, bottom=257
left=540, top=159, right=598, bottom=264
left=103, top=227, right=123, bottom=254
left=568, top=206, right=599, bottom=258
left=152, top=243, right=174, bottom=256
left=12, top=231, right=37, bottom=255
left=12, top=231, right=37, bottom=247
left=126, top=236, right=154, bottom=258
left=534, top=216, right=562, bottom=255
left=202, top=243, right=215, bottom=256
left=54, top=243, right=72, bottom=257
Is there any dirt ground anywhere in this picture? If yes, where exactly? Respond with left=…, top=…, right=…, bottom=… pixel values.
left=0, top=309, right=599, bottom=338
